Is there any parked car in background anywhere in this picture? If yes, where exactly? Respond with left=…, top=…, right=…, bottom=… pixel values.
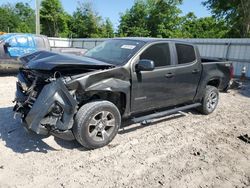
left=0, top=33, right=50, bottom=73
left=0, top=33, right=86, bottom=73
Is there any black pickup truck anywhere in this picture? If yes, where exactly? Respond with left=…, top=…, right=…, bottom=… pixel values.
left=13, top=38, right=233, bottom=149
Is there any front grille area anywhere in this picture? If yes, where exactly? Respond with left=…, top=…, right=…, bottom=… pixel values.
left=14, top=70, right=48, bottom=118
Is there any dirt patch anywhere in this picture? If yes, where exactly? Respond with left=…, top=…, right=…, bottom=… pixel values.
left=0, top=76, right=249, bottom=188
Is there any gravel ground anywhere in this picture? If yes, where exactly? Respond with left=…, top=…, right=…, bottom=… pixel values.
left=0, top=76, right=249, bottom=188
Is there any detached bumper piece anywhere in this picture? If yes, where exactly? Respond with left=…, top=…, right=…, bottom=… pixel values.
left=15, top=78, right=77, bottom=137
left=238, top=134, right=250, bottom=144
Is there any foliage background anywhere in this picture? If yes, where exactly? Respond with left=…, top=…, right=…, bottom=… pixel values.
left=0, top=0, right=249, bottom=38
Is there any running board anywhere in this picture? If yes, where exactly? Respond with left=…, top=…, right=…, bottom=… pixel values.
left=132, top=103, right=201, bottom=123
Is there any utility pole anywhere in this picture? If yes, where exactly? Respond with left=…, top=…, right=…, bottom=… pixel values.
left=35, top=0, right=40, bottom=35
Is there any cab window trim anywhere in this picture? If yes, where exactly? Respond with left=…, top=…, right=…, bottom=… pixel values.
left=174, top=42, right=197, bottom=66
left=137, top=41, right=174, bottom=69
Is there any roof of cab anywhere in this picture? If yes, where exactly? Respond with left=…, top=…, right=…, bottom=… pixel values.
left=113, top=37, right=194, bottom=45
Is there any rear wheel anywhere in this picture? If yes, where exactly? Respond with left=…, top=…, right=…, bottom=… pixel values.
left=73, top=100, right=121, bottom=149
left=198, top=85, right=219, bottom=115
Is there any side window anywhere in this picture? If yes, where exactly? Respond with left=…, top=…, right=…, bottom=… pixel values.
left=34, top=36, right=45, bottom=49
left=16, top=36, right=28, bottom=47
left=176, top=44, right=196, bottom=64
left=27, top=36, right=35, bottom=47
left=140, top=43, right=171, bottom=67
left=6, top=37, right=18, bottom=46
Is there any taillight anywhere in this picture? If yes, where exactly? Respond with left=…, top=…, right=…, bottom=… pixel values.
left=230, top=64, right=234, bottom=79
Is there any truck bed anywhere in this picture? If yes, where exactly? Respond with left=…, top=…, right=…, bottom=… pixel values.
left=201, top=57, right=227, bottom=63
left=198, top=58, right=232, bottom=93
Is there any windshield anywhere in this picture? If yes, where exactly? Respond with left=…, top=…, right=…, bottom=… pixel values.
left=84, top=39, right=145, bottom=65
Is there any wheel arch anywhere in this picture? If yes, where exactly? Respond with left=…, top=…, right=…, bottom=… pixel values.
left=206, top=78, right=221, bottom=88
left=79, top=90, right=127, bottom=117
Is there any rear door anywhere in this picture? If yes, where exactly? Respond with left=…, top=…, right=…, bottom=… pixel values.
left=170, top=43, right=202, bottom=104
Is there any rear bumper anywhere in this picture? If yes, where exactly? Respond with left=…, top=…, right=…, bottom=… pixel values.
left=14, top=78, right=77, bottom=138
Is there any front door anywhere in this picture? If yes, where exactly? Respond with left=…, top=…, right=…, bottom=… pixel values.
left=131, top=42, right=175, bottom=113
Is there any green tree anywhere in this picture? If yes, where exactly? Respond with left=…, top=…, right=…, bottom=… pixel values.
left=69, top=2, right=105, bottom=38
left=0, top=3, right=35, bottom=33
left=179, top=12, right=229, bottom=38
left=40, top=0, right=69, bottom=37
left=118, top=0, right=229, bottom=38
left=118, top=0, right=150, bottom=37
left=147, top=0, right=182, bottom=38
left=100, top=18, right=114, bottom=38
left=70, top=3, right=100, bottom=38
left=14, top=3, right=35, bottom=33
left=118, top=0, right=183, bottom=37
left=203, top=0, right=250, bottom=37
left=0, top=4, right=18, bottom=33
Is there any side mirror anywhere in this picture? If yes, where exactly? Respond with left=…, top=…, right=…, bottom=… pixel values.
left=136, top=59, right=155, bottom=72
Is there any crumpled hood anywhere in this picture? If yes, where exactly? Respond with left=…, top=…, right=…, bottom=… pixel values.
left=20, top=50, right=114, bottom=71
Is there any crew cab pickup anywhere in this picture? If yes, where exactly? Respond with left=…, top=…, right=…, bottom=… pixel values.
left=13, top=38, right=233, bottom=149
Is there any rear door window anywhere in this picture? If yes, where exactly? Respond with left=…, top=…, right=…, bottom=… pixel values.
left=175, top=44, right=196, bottom=64
left=140, top=43, right=171, bottom=67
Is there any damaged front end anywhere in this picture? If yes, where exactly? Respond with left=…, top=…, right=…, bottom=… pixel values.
left=14, top=69, right=77, bottom=140
left=13, top=49, right=127, bottom=141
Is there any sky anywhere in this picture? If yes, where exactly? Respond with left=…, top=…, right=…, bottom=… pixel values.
left=0, top=0, right=211, bottom=29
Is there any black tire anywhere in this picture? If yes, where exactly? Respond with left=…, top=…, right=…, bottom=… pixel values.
left=73, top=100, right=121, bottom=149
left=197, top=85, right=219, bottom=115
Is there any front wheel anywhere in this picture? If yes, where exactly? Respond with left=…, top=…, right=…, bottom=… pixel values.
left=73, top=100, right=121, bottom=149
left=197, top=85, right=219, bottom=115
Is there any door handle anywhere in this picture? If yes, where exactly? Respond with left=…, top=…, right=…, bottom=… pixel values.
left=192, top=69, right=200, bottom=74
left=165, top=73, right=174, bottom=78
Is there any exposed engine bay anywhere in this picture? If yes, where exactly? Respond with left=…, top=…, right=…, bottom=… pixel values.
left=14, top=69, right=78, bottom=139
